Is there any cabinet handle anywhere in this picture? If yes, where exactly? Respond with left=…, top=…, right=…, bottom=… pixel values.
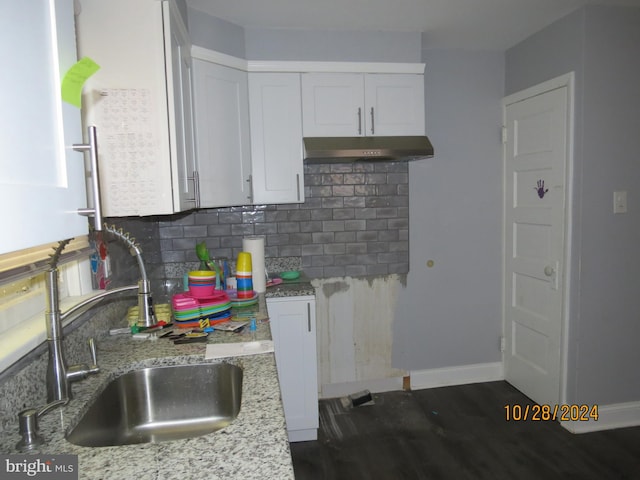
left=296, top=174, right=300, bottom=202
left=307, top=302, right=311, bottom=332
left=357, top=107, right=362, bottom=135
left=246, top=174, right=253, bottom=203
left=73, top=126, right=103, bottom=231
left=186, top=170, right=200, bottom=208
left=370, top=107, right=375, bottom=135
left=194, top=170, right=200, bottom=208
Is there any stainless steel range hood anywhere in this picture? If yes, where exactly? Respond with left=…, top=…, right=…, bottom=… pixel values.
left=303, top=136, right=434, bottom=163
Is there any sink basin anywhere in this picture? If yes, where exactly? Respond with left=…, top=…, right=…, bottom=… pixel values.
left=66, top=363, right=242, bottom=447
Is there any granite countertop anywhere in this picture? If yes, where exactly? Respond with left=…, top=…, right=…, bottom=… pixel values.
left=264, top=274, right=315, bottom=298
left=0, top=282, right=315, bottom=480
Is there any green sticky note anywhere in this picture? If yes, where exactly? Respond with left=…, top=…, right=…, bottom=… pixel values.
left=61, top=57, right=100, bottom=108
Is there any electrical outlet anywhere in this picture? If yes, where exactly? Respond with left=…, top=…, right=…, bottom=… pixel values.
left=614, top=190, right=627, bottom=214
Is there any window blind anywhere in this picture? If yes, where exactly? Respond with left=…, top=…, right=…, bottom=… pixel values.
left=0, top=236, right=91, bottom=285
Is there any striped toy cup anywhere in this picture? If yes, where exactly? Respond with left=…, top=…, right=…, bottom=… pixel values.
left=187, top=270, right=216, bottom=298
left=235, top=252, right=253, bottom=299
left=236, top=270, right=253, bottom=299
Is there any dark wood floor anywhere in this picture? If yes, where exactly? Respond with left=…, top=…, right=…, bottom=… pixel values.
left=290, top=381, right=640, bottom=480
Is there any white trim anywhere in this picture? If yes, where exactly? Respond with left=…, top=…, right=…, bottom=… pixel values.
left=247, top=60, right=425, bottom=74
left=190, top=45, right=425, bottom=74
left=191, top=45, right=248, bottom=70
left=409, top=362, right=504, bottom=390
left=561, top=401, right=640, bottom=433
left=501, top=72, right=575, bottom=405
left=502, top=72, right=575, bottom=107
left=320, top=376, right=404, bottom=399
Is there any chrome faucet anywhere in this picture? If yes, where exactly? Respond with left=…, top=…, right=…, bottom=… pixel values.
left=16, top=225, right=156, bottom=451
left=44, top=267, right=101, bottom=404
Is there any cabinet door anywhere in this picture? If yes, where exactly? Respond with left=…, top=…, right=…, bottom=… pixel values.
left=76, top=0, right=192, bottom=216
left=267, top=296, right=318, bottom=441
left=0, top=0, right=88, bottom=254
left=249, top=73, right=304, bottom=204
left=192, top=60, right=252, bottom=208
left=164, top=1, right=198, bottom=211
left=301, top=73, right=364, bottom=137
left=364, top=74, right=425, bottom=136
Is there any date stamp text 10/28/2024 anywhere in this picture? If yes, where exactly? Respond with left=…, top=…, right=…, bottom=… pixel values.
left=504, top=404, right=599, bottom=422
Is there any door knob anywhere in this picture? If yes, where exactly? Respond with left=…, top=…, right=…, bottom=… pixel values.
left=544, top=265, right=555, bottom=277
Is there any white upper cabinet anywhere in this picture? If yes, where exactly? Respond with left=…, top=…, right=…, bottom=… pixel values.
left=249, top=73, right=304, bottom=204
left=0, top=0, right=88, bottom=254
left=363, top=74, right=425, bottom=136
left=166, top=3, right=198, bottom=212
left=301, top=73, right=425, bottom=137
left=76, top=0, right=196, bottom=216
left=192, top=59, right=252, bottom=208
left=301, top=74, right=363, bottom=137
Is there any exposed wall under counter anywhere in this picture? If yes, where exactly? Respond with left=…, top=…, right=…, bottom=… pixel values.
left=313, top=274, right=406, bottom=397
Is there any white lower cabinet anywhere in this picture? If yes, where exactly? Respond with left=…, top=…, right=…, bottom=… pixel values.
left=267, top=295, right=318, bottom=442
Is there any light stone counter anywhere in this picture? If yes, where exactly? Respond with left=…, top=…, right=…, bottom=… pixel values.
left=265, top=274, right=315, bottom=299
left=0, top=294, right=297, bottom=480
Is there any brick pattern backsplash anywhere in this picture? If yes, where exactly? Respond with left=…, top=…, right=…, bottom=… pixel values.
left=300, top=162, right=409, bottom=277
left=110, top=161, right=409, bottom=279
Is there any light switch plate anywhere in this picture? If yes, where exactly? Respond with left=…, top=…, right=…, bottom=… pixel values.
left=614, top=190, right=627, bottom=214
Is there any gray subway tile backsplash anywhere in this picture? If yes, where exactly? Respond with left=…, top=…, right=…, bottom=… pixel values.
left=109, top=161, right=409, bottom=280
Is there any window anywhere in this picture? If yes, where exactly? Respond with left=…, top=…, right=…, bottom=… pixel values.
left=0, top=239, right=95, bottom=373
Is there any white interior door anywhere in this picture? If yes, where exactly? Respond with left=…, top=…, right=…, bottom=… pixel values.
left=503, top=78, right=571, bottom=406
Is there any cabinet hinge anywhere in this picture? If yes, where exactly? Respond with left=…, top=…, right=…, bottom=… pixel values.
left=501, top=126, right=508, bottom=145
left=500, top=336, right=506, bottom=353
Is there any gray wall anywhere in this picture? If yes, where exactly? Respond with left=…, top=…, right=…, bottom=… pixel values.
left=506, top=5, right=640, bottom=405
left=578, top=6, right=640, bottom=405
left=187, top=9, right=246, bottom=58
left=504, top=9, right=585, bottom=96
left=393, top=48, right=505, bottom=370
left=244, top=28, right=422, bottom=62
left=186, top=7, right=422, bottom=63
left=176, top=8, right=508, bottom=376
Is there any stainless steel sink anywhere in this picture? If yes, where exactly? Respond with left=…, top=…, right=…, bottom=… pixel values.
left=66, top=363, right=242, bottom=447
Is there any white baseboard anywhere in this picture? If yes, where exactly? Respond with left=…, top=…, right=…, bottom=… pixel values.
left=561, top=401, right=640, bottom=433
left=410, top=362, right=504, bottom=390
left=320, top=377, right=405, bottom=399
left=319, top=362, right=502, bottom=399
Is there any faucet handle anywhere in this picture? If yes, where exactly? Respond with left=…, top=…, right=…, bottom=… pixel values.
left=66, top=338, right=99, bottom=383
left=88, top=338, right=99, bottom=371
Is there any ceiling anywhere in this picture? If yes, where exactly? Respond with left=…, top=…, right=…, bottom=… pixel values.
left=186, top=0, right=640, bottom=50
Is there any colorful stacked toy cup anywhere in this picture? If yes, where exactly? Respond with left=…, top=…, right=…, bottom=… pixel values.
left=235, top=252, right=253, bottom=299
left=187, top=270, right=216, bottom=298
